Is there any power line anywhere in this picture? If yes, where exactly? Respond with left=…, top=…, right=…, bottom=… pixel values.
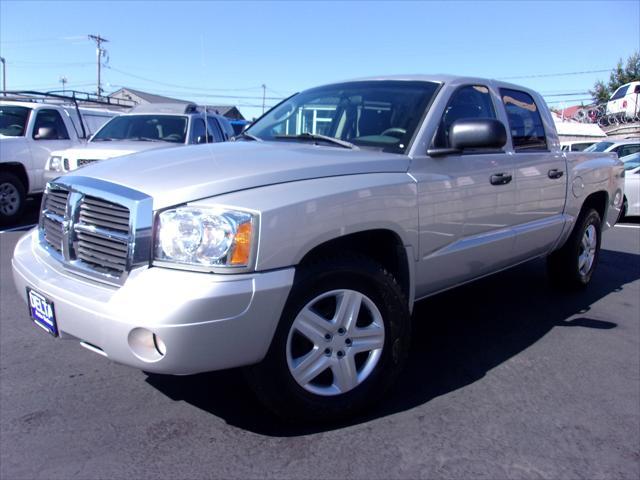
left=107, top=83, right=285, bottom=101
left=545, top=98, right=594, bottom=105
left=542, top=92, right=590, bottom=98
left=499, top=68, right=611, bottom=80
left=105, top=65, right=265, bottom=92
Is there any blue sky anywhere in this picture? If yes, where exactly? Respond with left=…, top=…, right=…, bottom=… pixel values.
left=1, top=0, right=638, bottom=119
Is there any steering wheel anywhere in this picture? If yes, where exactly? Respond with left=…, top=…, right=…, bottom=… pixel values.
left=380, top=128, right=406, bottom=139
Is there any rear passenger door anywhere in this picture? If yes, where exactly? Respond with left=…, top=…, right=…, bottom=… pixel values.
left=501, top=88, right=567, bottom=261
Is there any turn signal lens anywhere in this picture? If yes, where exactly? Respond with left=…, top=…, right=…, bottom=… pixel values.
left=230, top=221, right=253, bottom=265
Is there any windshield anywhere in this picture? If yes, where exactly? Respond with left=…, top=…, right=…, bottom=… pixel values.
left=91, top=114, right=188, bottom=143
left=584, top=141, right=614, bottom=152
left=247, top=80, right=440, bottom=153
left=0, top=105, right=31, bottom=137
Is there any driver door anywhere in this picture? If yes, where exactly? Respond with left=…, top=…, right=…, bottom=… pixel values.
left=413, top=84, right=517, bottom=297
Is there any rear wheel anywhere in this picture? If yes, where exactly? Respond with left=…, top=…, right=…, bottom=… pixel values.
left=547, top=208, right=602, bottom=289
left=0, top=172, right=26, bottom=226
left=245, top=255, right=411, bottom=422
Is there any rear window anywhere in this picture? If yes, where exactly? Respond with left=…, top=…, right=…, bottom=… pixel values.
left=610, top=85, right=629, bottom=101
left=500, top=88, right=547, bottom=151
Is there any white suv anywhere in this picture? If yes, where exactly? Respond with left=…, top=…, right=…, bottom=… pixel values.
left=606, top=81, right=640, bottom=121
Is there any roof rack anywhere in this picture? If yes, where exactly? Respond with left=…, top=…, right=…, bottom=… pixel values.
left=1, top=90, right=135, bottom=109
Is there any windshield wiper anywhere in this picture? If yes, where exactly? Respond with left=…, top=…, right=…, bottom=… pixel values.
left=92, top=137, right=113, bottom=141
left=275, top=133, right=355, bottom=149
left=233, top=132, right=262, bottom=142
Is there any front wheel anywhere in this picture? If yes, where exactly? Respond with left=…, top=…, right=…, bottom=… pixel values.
left=245, top=255, right=411, bottom=422
left=547, top=208, right=602, bottom=289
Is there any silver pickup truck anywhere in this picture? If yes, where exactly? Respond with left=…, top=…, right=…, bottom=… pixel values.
left=12, top=75, right=624, bottom=420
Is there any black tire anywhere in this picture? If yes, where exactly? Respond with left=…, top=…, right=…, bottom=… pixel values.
left=547, top=208, right=602, bottom=289
left=245, top=255, right=411, bottom=422
left=0, top=171, right=26, bottom=226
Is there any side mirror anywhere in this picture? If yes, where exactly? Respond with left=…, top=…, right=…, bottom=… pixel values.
left=450, top=118, right=507, bottom=150
left=34, top=127, right=58, bottom=140
left=428, top=118, right=507, bottom=156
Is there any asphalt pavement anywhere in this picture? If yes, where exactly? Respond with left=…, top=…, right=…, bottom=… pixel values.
left=1, top=223, right=639, bottom=479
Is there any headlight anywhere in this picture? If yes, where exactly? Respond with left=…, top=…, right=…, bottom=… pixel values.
left=154, top=206, right=257, bottom=270
left=47, top=156, right=63, bottom=172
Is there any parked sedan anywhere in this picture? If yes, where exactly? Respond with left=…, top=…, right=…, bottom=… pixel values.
left=620, top=152, right=640, bottom=218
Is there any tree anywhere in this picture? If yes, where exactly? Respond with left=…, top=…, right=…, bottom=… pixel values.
left=590, top=52, right=640, bottom=104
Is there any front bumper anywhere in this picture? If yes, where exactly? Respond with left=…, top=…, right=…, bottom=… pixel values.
left=12, top=230, right=294, bottom=375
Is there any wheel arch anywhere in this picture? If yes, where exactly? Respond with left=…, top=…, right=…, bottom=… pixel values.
left=296, top=228, right=413, bottom=308
left=0, top=162, right=30, bottom=192
left=581, top=190, right=608, bottom=224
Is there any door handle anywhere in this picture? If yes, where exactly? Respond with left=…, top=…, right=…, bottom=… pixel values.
left=548, top=169, right=564, bottom=179
left=490, top=173, right=512, bottom=185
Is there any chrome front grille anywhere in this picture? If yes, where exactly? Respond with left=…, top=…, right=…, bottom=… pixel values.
left=75, top=196, right=130, bottom=275
left=39, top=178, right=153, bottom=286
left=42, top=190, right=68, bottom=252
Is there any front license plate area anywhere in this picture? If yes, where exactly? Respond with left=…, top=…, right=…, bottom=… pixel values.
left=27, top=288, right=58, bottom=337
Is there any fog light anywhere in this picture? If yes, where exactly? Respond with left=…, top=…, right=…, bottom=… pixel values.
left=153, top=334, right=167, bottom=356
left=128, top=328, right=165, bottom=362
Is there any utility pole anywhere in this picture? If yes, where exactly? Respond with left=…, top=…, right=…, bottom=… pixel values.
left=0, top=57, right=6, bottom=95
left=88, top=34, right=108, bottom=97
left=262, top=84, right=266, bottom=114
left=59, top=76, right=68, bottom=94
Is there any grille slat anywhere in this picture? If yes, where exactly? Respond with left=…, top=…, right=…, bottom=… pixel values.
left=77, top=253, right=127, bottom=271
left=77, top=246, right=127, bottom=266
left=75, top=195, right=130, bottom=275
left=45, top=190, right=69, bottom=217
left=77, top=159, right=99, bottom=167
left=80, top=202, right=130, bottom=219
left=76, top=232, right=128, bottom=251
left=42, top=190, right=69, bottom=252
left=83, top=197, right=129, bottom=213
left=79, top=211, right=129, bottom=231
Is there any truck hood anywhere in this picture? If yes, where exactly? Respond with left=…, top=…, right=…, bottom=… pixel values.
left=66, top=141, right=410, bottom=209
left=52, top=140, right=178, bottom=160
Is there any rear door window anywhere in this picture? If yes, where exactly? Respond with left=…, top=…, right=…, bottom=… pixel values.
left=206, top=117, right=224, bottom=142
left=500, top=89, right=547, bottom=151
left=190, top=118, right=207, bottom=144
